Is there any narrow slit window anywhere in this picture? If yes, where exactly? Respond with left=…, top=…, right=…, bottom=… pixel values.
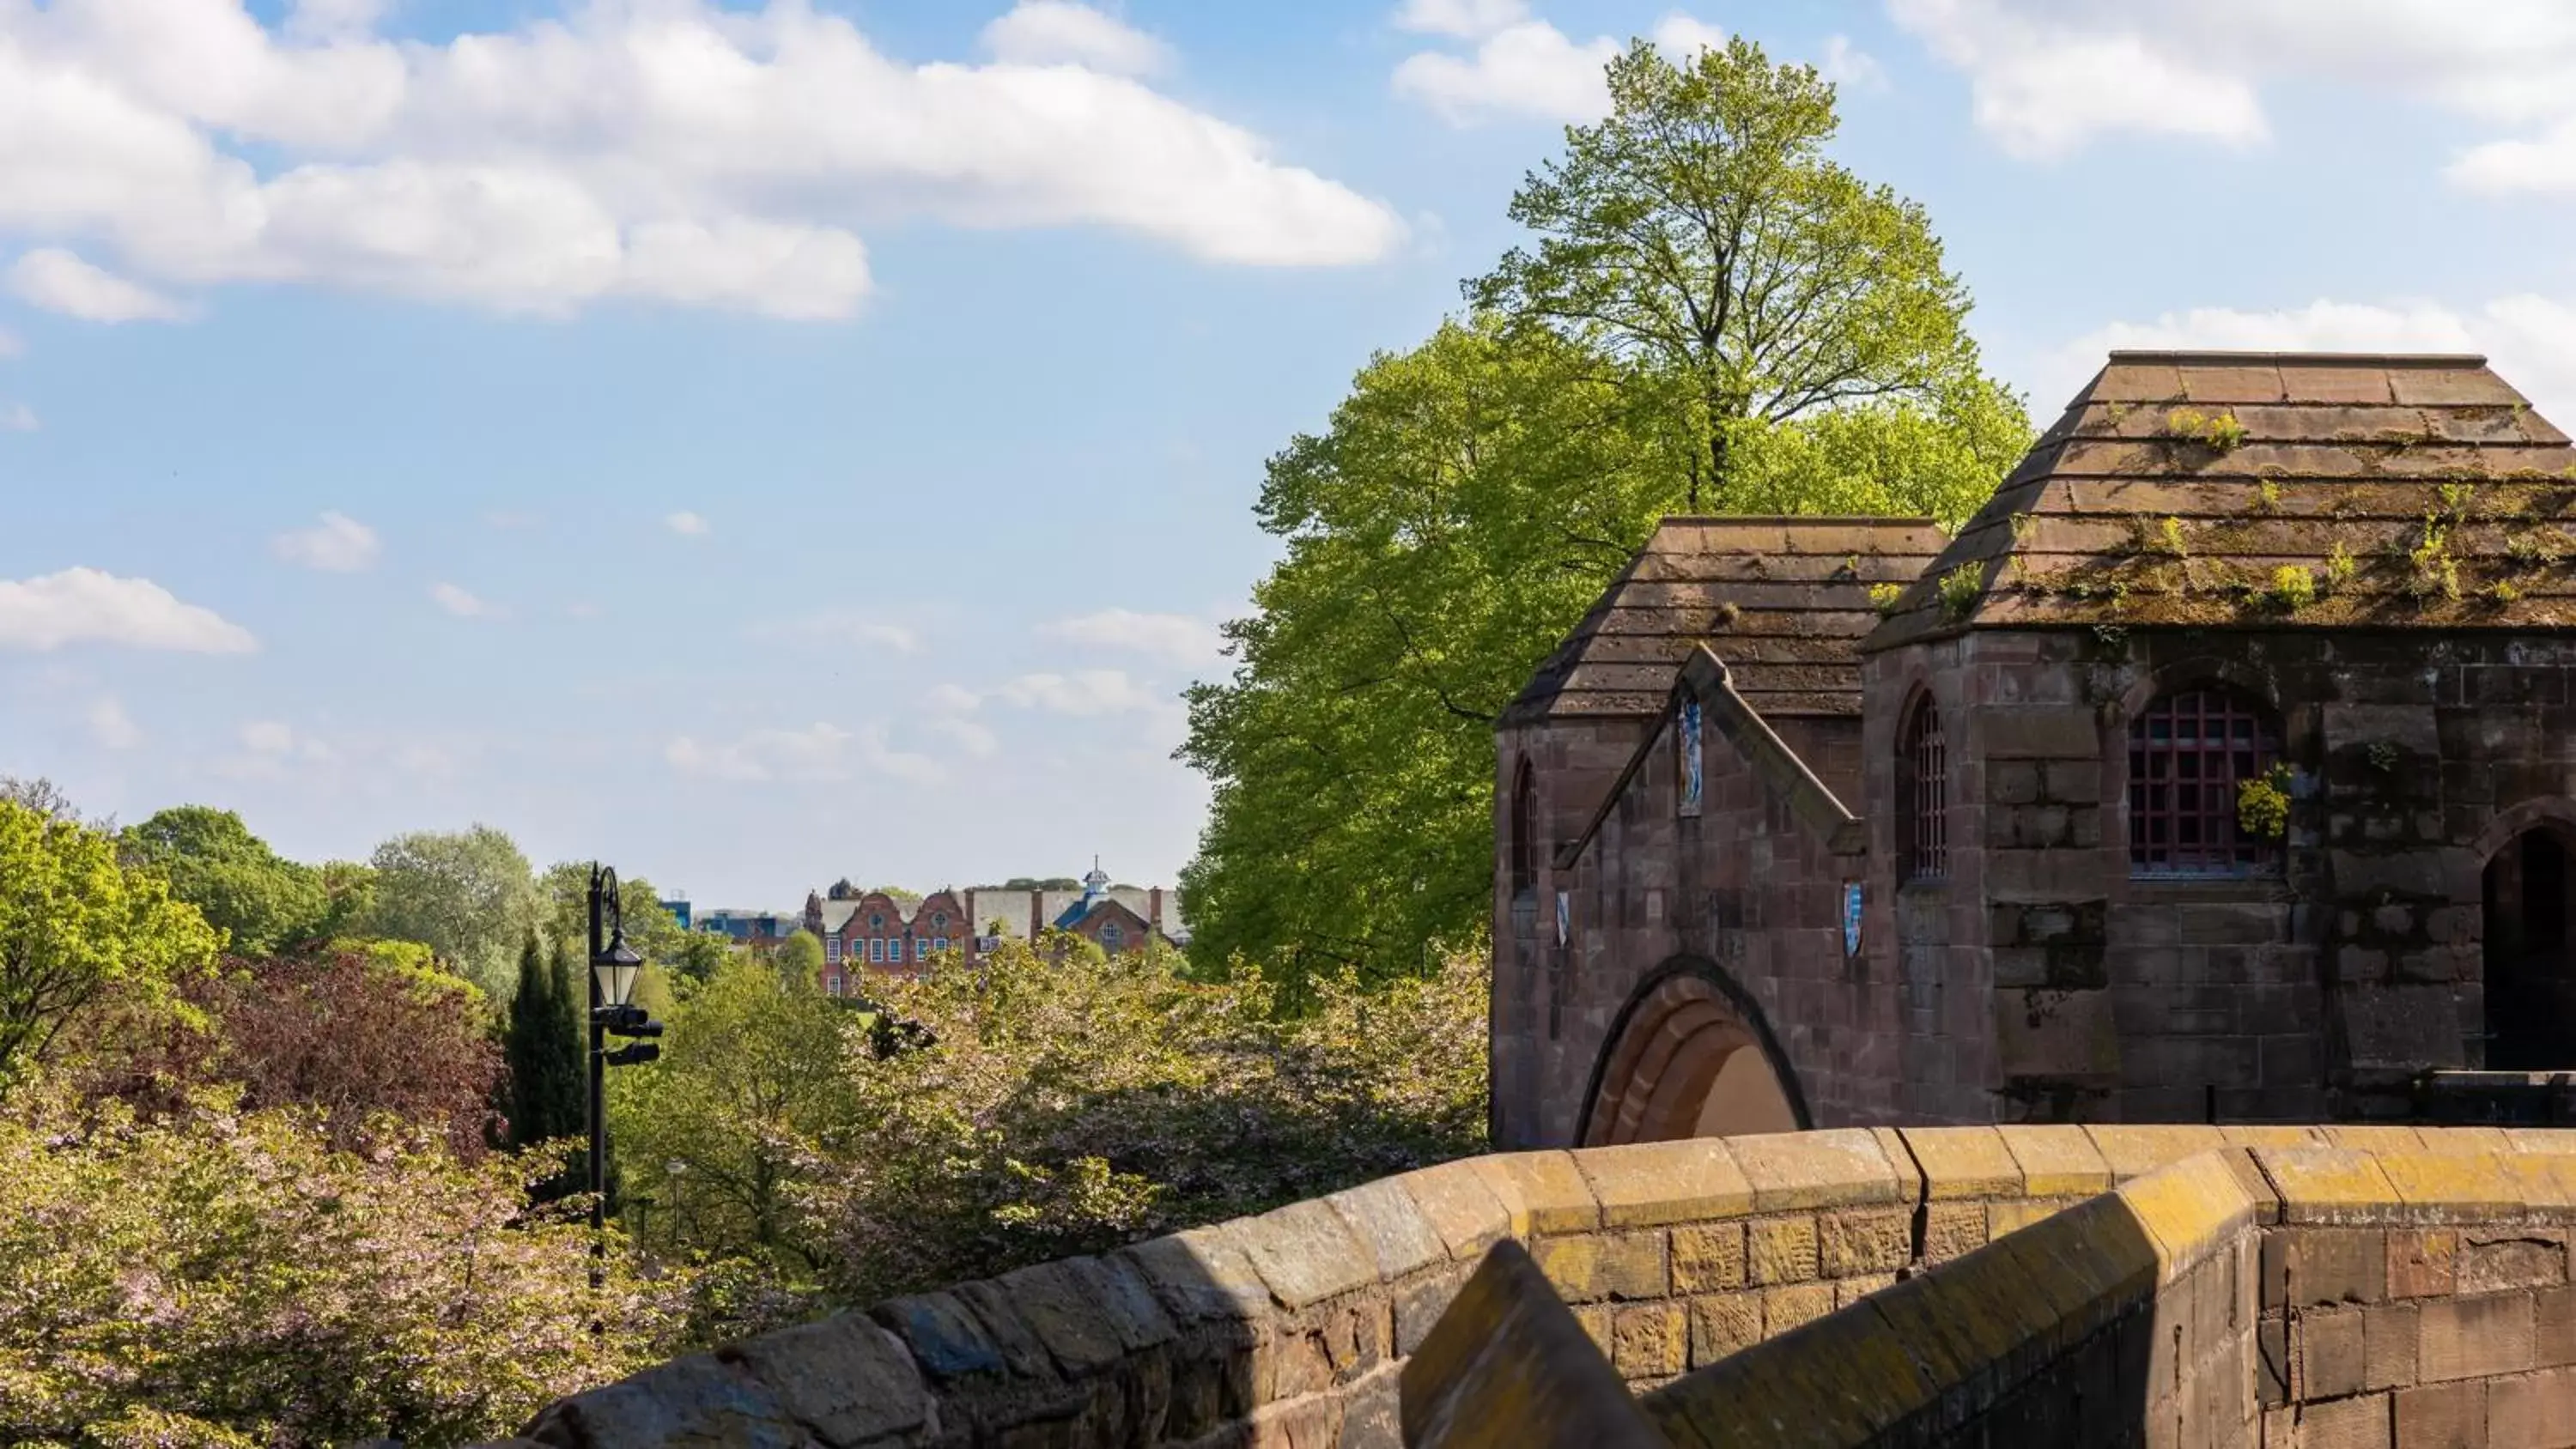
left=1900, top=694, right=1948, bottom=882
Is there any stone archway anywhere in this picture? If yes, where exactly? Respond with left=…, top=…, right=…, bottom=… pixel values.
left=1577, top=958, right=1811, bottom=1146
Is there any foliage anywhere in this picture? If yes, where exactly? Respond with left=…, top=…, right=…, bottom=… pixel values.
left=537, top=860, right=689, bottom=966
left=1181, top=38, right=2026, bottom=982
left=1868, top=581, right=1906, bottom=615
left=76, top=948, right=503, bottom=1162
left=507, top=932, right=585, bottom=1161
left=315, top=860, right=379, bottom=940
left=2325, top=540, right=2360, bottom=591
left=2266, top=565, right=2318, bottom=613
left=799, top=939, right=1488, bottom=1304
left=775, top=929, right=826, bottom=985
left=0, top=1080, right=684, bottom=1448
left=991, top=876, right=1081, bottom=891
left=1468, top=37, right=1999, bottom=510
left=2166, top=408, right=2246, bottom=453
left=119, top=806, right=329, bottom=957
left=0, top=799, right=223, bottom=1082
left=364, top=827, right=539, bottom=1001
left=867, top=885, right=924, bottom=908
left=606, top=955, right=863, bottom=1290
left=1935, top=562, right=1984, bottom=621
left=2237, top=763, right=2295, bottom=842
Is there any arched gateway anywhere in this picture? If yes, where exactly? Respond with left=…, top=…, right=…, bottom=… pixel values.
left=1578, top=958, right=1809, bottom=1146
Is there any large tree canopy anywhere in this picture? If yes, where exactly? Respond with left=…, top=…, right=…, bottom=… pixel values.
left=121, top=805, right=329, bottom=957
left=364, top=827, right=539, bottom=1002
left=1178, top=35, right=2030, bottom=984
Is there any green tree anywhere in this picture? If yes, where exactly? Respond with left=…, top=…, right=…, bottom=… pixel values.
left=536, top=861, right=689, bottom=965
left=1178, top=37, right=2029, bottom=981
left=1470, top=35, right=2003, bottom=511
left=608, top=955, right=860, bottom=1282
left=775, top=930, right=825, bottom=988
left=364, top=827, right=538, bottom=1001
left=0, top=799, right=224, bottom=1081
left=315, top=859, right=379, bottom=938
left=120, top=805, right=329, bottom=956
left=506, top=932, right=584, bottom=1156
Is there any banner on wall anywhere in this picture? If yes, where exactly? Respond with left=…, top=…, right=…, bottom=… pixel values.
left=1678, top=697, right=1704, bottom=817
left=1555, top=890, right=1570, bottom=948
left=1842, top=882, right=1863, bottom=958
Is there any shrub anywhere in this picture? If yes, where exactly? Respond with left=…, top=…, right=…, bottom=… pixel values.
left=2237, top=763, right=2294, bottom=842
left=1868, top=581, right=1906, bottom=615
left=2267, top=565, right=2317, bottom=613
left=1936, top=562, right=1983, bottom=621
left=0, top=1082, right=686, bottom=1447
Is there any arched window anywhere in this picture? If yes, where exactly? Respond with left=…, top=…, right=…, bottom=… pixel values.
left=1510, top=758, right=1537, bottom=898
left=2129, top=687, right=2281, bottom=876
left=1899, top=694, right=1947, bottom=882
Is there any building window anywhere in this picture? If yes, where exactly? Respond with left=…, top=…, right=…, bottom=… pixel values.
left=827, top=937, right=841, bottom=962
left=933, top=912, right=946, bottom=930
left=869, top=937, right=884, bottom=962
left=1101, top=923, right=1124, bottom=953
left=934, top=936, right=949, bottom=954
left=1899, top=693, right=1948, bottom=882
left=2129, top=687, right=2281, bottom=876
left=914, top=937, right=927, bottom=961
left=870, top=913, right=884, bottom=930
left=1510, top=758, right=1536, bottom=898
left=827, top=973, right=841, bottom=995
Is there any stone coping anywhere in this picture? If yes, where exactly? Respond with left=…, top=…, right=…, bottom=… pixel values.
left=492, top=1125, right=2576, bottom=1448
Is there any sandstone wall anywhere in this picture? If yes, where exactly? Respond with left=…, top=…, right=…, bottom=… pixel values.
left=486, top=1125, right=2318, bottom=1449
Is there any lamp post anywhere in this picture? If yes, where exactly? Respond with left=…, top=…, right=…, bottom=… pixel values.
left=586, top=863, right=664, bottom=1288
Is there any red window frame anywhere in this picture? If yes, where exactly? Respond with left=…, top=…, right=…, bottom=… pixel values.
left=2128, top=688, right=2281, bottom=876
left=1899, top=694, right=1948, bottom=882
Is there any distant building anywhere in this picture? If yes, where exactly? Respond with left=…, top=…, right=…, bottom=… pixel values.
left=796, top=861, right=1187, bottom=997
left=659, top=896, right=692, bottom=932
left=694, top=908, right=799, bottom=950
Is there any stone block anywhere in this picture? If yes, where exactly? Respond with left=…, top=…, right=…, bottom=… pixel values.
left=871, top=1291, right=1007, bottom=1384
left=1819, top=1209, right=1911, bottom=1276
left=1611, top=1303, right=1689, bottom=1379
left=2297, top=1306, right=2368, bottom=1401
left=1762, top=1281, right=1836, bottom=1335
left=1066, top=1255, right=1179, bottom=1353
left=2536, top=1286, right=2576, bottom=1369
left=1339, top=1363, right=1403, bottom=1449
left=2419, top=1291, right=2537, bottom=1383
left=720, top=1310, right=935, bottom=1446
left=1599, top=1230, right=1670, bottom=1300
left=2260, top=1318, right=2290, bottom=1407
left=2487, top=1363, right=2576, bottom=1449
left=2393, top=1379, right=2488, bottom=1449
left=2268, top=1228, right=2387, bottom=1309
left=1572, top=1138, right=1754, bottom=1228
left=1726, top=1129, right=1908, bottom=1212
left=1687, top=1292, right=1762, bottom=1367
left=1923, top=1201, right=1988, bottom=1262
left=2290, top=1390, right=2392, bottom=1449
left=2389, top=1230, right=2460, bottom=1300
left=1121, top=1227, right=1276, bottom=1330
left=1833, top=1273, right=1898, bottom=1308
left=1897, top=1125, right=2026, bottom=1197
left=2085, top=1125, right=2227, bottom=1183
left=2365, top=1302, right=2419, bottom=1392
left=999, top=1259, right=1131, bottom=1379
left=1993, top=990, right=2122, bottom=1082
left=1232, top=1199, right=1377, bottom=1312
left=1465, top=1150, right=1601, bottom=1236
left=1670, top=1222, right=1746, bottom=1292
left=1327, top=1176, right=1451, bottom=1284
left=2459, top=1232, right=2570, bottom=1296
left=520, top=1353, right=805, bottom=1449
left=1989, top=1127, right=2112, bottom=1194
left=1747, top=1215, right=1820, bottom=1285
left=957, top=1278, right=1063, bottom=1380
left=2257, top=1149, right=2405, bottom=1227
left=1531, top=1234, right=1611, bottom=1303
left=1395, top=1162, right=1514, bottom=1263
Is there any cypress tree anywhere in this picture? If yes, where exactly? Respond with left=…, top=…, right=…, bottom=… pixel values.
left=544, top=934, right=593, bottom=1203
left=504, top=931, right=555, bottom=1149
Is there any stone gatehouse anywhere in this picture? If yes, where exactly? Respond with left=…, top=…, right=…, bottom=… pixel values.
left=1494, top=350, right=2576, bottom=1148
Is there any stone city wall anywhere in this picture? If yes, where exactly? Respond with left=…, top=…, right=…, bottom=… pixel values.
left=482, top=1124, right=2323, bottom=1449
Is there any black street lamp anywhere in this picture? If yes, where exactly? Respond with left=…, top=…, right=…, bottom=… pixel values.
left=586, top=863, right=665, bottom=1286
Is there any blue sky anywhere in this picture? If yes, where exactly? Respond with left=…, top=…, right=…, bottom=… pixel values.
left=5, top=0, right=2576, bottom=909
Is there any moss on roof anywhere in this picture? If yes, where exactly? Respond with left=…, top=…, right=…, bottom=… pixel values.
left=1861, top=352, right=2576, bottom=650
left=1505, top=516, right=1949, bottom=725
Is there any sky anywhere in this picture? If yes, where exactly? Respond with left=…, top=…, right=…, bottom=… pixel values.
left=6, top=0, right=2576, bottom=910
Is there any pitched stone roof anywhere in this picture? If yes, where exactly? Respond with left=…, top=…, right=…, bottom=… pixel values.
left=1863, top=352, right=2576, bottom=650
left=1504, top=517, right=1951, bottom=725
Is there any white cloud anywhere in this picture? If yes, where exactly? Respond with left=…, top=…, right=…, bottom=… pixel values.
left=1650, top=15, right=1731, bottom=58
left=753, top=610, right=920, bottom=653
left=1888, top=0, right=2576, bottom=171
left=4, top=249, right=189, bottom=322
left=1820, top=34, right=1888, bottom=92
left=2043, top=294, right=2576, bottom=422
left=928, top=715, right=999, bottom=757
left=270, top=511, right=380, bottom=572
left=87, top=696, right=140, bottom=750
left=993, top=668, right=1165, bottom=717
left=926, top=682, right=983, bottom=714
left=981, top=3, right=1172, bottom=77
left=0, top=567, right=256, bottom=652
left=1038, top=608, right=1224, bottom=666
left=1, top=402, right=34, bottom=433
left=665, top=510, right=710, bottom=537
left=240, top=718, right=299, bottom=755
left=664, top=720, right=939, bottom=783
left=0, top=2, right=1402, bottom=323
left=1393, top=21, right=1619, bottom=124
left=1392, top=0, right=1528, bottom=39
left=428, top=581, right=502, bottom=619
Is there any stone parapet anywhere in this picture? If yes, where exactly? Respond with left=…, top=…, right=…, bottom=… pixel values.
left=481, top=1126, right=2576, bottom=1449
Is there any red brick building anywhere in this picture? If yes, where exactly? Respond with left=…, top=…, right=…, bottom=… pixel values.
left=1497, top=351, right=2576, bottom=1148
left=800, top=866, right=1183, bottom=997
